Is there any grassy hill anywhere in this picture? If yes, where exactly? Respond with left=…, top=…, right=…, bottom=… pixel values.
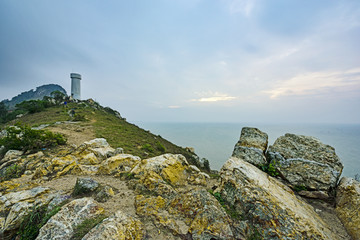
left=0, top=99, right=207, bottom=170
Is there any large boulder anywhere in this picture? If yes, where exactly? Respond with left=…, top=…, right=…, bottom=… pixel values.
left=0, top=187, right=53, bottom=239
left=335, top=177, right=360, bottom=239
left=267, top=133, right=343, bottom=192
left=79, top=138, right=116, bottom=159
left=36, top=197, right=104, bottom=240
left=81, top=210, right=145, bottom=240
left=97, top=154, right=140, bottom=175
left=217, top=157, right=337, bottom=239
left=135, top=189, right=234, bottom=239
left=131, top=154, right=205, bottom=186
left=232, top=127, right=268, bottom=167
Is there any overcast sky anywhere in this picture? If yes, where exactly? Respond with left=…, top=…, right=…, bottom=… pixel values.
left=1, top=0, right=359, bottom=123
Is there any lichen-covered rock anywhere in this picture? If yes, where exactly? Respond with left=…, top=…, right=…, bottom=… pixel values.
left=218, top=157, right=337, bottom=239
left=135, top=189, right=235, bottom=239
left=131, top=154, right=190, bottom=186
left=0, top=187, right=53, bottom=239
left=234, top=127, right=268, bottom=152
left=136, top=170, right=177, bottom=197
left=1, top=150, right=23, bottom=163
left=2, top=201, right=34, bottom=232
left=232, top=127, right=268, bottom=167
left=80, top=138, right=116, bottom=159
left=267, top=133, right=343, bottom=192
left=73, top=177, right=99, bottom=196
left=82, top=210, right=144, bottom=240
left=0, top=187, right=49, bottom=207
left=30, top=139, right=124, bottom=180
left=97, top=154, right=140, bottom=175
left=95, top=186, right=114, bottom=203
left=169, top=189, right=234, bottom=239
left=336, top=177, right=360, bottom=240
left=36, top=197, right=104, bottom=240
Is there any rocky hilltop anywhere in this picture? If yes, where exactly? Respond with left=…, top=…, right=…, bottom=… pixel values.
left=1, top=84, right=67, bottom=110
left=0, top=123, right=359, bottom=239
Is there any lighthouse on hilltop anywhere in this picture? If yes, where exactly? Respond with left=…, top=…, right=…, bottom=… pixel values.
left=70, top=73, right=81, bottom=100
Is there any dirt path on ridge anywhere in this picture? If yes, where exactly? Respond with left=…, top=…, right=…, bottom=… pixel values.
left=46, top=122, right=96, bottom=146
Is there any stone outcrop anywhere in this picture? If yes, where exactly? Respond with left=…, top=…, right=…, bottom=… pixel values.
left=217, top=157, right=337, bottom=239
left=232, top=127, right=268, bottom=167
left=36, top=198, right=104, bottom=240
left=135, top=189, right=234, bottom=239
left=336, top=177, right=360, bottom=239
left=0, top=131, right=354, bottom=240
left=131, top=154, right=208, bottom=187
left=267, top=133, right=343, bottom=192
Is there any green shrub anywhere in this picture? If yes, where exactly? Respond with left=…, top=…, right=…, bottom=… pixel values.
left=260, top=161, right=279, bottom=177
left=0, top=163, right=25, bottom=182
left=17, top=204, right=63, bottom=240
left=141, top=143, right=154, bottom=153
left=71, top=214, right=107, bottom=240
left=0, top=123, right=66, bottom=154
left=73, top=114, right=86, bottom=122
left=16, top=100, right=46, bottom=114
left=156, top=142, right=166, bottom=152
left=293, top=185, right=307, bottom=192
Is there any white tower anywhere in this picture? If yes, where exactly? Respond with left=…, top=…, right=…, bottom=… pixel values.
left=70, top=73, right=81, bottom=100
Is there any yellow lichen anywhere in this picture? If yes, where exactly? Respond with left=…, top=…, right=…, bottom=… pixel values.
left=161, top=162, right=187, bottom=186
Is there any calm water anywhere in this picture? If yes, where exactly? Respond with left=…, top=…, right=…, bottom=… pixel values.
left=136, top=122, right=360, bottom=178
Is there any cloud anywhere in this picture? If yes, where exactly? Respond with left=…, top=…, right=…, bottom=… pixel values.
left=191, top=92, right=237, bottom=102
left=227, top=0, right=256, bottom=16
left=264, top=68, right=360, bottom=99
left=168, top=105, right=181, bottom=109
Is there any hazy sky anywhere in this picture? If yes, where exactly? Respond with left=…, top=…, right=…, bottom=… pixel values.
left=1, top=0, right=359, bottom=123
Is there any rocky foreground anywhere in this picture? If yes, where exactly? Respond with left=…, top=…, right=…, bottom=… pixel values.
left=0, top=127, right=359, bottom=239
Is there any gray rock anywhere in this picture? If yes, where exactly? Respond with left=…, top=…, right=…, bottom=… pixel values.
left=36, top=198, right=104, bottom=240
left=267, top=133, right=343, bottom=192
left=232, top=127, right=268, bottom=167
left=232, top=146, right=267, bottom=167
left=3, top=201, right=34, bottom=232
left=217, top=157, right=337, bottom=239
left=298, top=190, right=329, bottom=200
left=114, top=147, right=124, bottom=155
left=95, top=186, right=114, bottom=203
left=1, top=150, right=23, bottom=163
left=81, top=210, right=144, bottom=240
left=335, top=177, right=360, bottom=239
left=73, top=177, right=99, bottom=196
left=235, top=127, right=268, bottom=152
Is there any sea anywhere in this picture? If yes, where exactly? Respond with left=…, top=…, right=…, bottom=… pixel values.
left=135, top=122, right=360, bottom=178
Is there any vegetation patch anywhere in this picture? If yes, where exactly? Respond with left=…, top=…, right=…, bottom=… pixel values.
left=0, top=123, right=66, bottom=155
left=260, top=161, right=280, bottom=177
left=141, top=143, right=154, bottom=153
left=0, top=163, right=25, bottom=182
left=1, top=100, right=208, bottom=171
left=209, top=173, right=220, bottom=179
left=293, top=185, right=307, bottom=192
left=72, top=113, right=87, bottom=122
left=71, top=214, right=107, bottom=240
left=248, top=226, right=262, bottom=240
left=17, top=203, right=66, bottom=240
left=155, top=142, right=166, bottom=153
left=208, top=190, right=241, bottom=220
